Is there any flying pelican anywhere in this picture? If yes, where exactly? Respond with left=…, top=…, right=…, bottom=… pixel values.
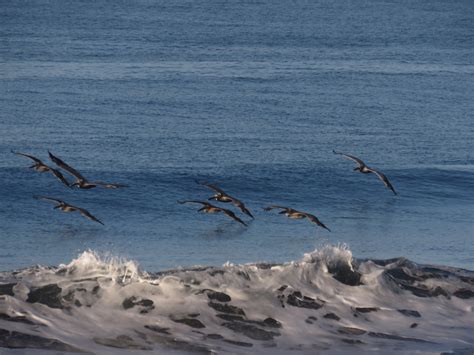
left=11, top=150, right=70, bottom=188
left=178, top=200, right=247, bottom=226
left=195, top=180, right=254, bottom=219
left=263, top=205, right=331, bottom=231
left=333, top=150, right=397, bottom=195
left=48, top=151, right=128, bottom=189
left=33, top=195, right=104, bottom=225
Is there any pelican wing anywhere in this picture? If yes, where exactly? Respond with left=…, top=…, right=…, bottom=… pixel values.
left=263, top=205, right=290, bottom=212
left=368, top=168, right=397, bottom=195
left=76, top=207, right=104, bottom=225
left=49, top=168, right=71, bottom=188
left=333, top=150, right=366, bottom=168
left=302, top=213, right=331, bottom=231
left=195, top=180, right=226, bottom=195
left=178, top=200, right=212, bottom=207
left=12, top=151, right=44, bottom=164
left=221, top=208, right=247, bottom=226
left=230, top=198, right=254, bottom=218
left=48, top=151, right=86, bottom=181
left=33, top=195, right=64, bottom=205
left=95, top=181, right=129, bottom=189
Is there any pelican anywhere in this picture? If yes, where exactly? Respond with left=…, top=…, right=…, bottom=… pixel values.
left=178, top=200, right=247, bottom=226
left=48, top=151, right=128, bottom=189
left=11, top=150, right=70, bottom=188
left=33, top=195, right=104, bottom=225
left=333, top=150, right=397, bottom=195
left=263, top=205, right=331, bottom=231
left=195, top=181, right=254, bottom=219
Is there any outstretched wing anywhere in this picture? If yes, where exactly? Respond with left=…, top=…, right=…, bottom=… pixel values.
left=230, top=198, right=254, bottom=219
left=76, top=207, right=104, bottom=225
left=333, top=150, right=366, bottom=168
left=221, top=208, right=247, bottom=226
left=368, top=168, right=397, bottom=195
left=33, top=195, right=64, bottom=205
left=195, top=180, right=226, bottom=195
left=263, top=205, right=290, bottom=212
left=12, top=150, right=44, bottom=164
left=49, top=168, right=71, bottom=188
left=178, top=200, right=212, bottom=207
left=303, top=213, right=331, bottom=232
left=48, top=151, right=86, bottom=181
left=94, top=181, right=129, bottom=189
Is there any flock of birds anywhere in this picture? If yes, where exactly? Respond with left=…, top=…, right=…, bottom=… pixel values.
left=12, top=150, right=397, bottom=231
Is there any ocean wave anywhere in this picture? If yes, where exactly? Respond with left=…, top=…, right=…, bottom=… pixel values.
left=0, top=245, right=473, bottom=353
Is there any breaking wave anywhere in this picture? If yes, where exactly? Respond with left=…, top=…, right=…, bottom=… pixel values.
left=0, top=245, right=473, bottom=353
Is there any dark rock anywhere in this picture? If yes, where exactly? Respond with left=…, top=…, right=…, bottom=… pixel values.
left=222, top=322, right=279, bottom=341
left=0, top=283, right=15, bottom=296
left=410, top=323, right=418, bottom=328
left=256, top=263, right=277, bottom=269
left=92, top=285, right=101, bottom=295
left=355, top=307, right=378, bottom=313
left=208, top=270, right=225, bottom=276
left=217, top=314, right=245, bottom=322
left=338, top=327, right=366, bottom=335
left=308, top=316, right=317, bottom=321
left=188, top=313, right=200, bottom=318
left=328, top=263, right=363, bottom=286
left=263, top=317, right=282, bottom=328
left=74, top=300, right=82, bottom=307
left=223, top=339, right=253, bottom=347
left=206, top=290, right=231, bottom=302
left=342, top=338, right=365, bottom=344
left=237, top=271, right=250, bottom=281
left=208, top=302, right=245, bottom=315
left=206, top=333, right=224, bottom=340
left=385, top=268, right=419, bottom=283
left=286, top=292, right=323, bottom=310
left=432, top=286, right=449, bottom=297
left=171, top=318, right=205, bottom=329
left=123, top=296, right=137, bottom=309
left=94, top=335, right=152, bottom=350
left=144, top=325, right=170, bottom=334
left=305, top=319, right=314, bottom=324
left=453, top=288, right=474, bottom=299
left=27, top=284, right=63, bottom=309
left=0, top=328, right=83, bottom=352
left=277, top=285, right=288, bottom=292
left=323, top=313, right=340, bottom=321
left=137, top=299, right=154, bottom=307
left=0, top=313, right=38, bottom=325
left=122, top=296, right=154, bottom=312
left=398, top=309, right=421, bottom=318
left=368, top=332, right=433, bottom=343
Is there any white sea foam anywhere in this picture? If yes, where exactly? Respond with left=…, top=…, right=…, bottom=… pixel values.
left=0, top=245, right=473, bottom=354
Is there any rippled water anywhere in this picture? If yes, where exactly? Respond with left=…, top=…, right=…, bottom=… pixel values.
left=0, top=0, right=473, bottom=272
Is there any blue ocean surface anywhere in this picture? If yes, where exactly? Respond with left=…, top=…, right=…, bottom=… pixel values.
left=1, top=0, right=473, bottom=273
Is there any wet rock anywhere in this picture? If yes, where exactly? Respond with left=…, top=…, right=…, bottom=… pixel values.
left=368, top=332, right=433, bottom=343
left=122, top=296, right=154, bottom=313
left=94, top=335, right=152, bottom=350
left=237, top=271, right=250, bottom=280
left=217, top=314, right=282, bottom=329
left=256, top=263, right=277, bottom=269
left=306, top=316, right=317, bottom=324
left=286, top=292, right=323, bottom=310
left=338, top=327, right=366, bottom=335
left=145, top=325, right=171, bottom=334
left=385, top=268, right=420, bottom=283
left=206, top=333, right=224, bottom=340
left=208, top=302, right=245, bottom=315
left=0, top=313, right=38, bottom=325
left=342, top=338, right=365, bottom=344
left=92, top=285, right=101, bottom=295
left=74, top=300, right=82, bottom=307
left=305, top=319, right=314, bottom=324
left=171, top=318, right=205, bottom=329
left=277, top=285, right=288, bottom=292
left=323, top=313, right=340, bottom=321
left=263, top=317, right=282, bottom=328
left=205, top=290, right=231, bottom=302
left=328, top=263, right=363, bottom=286
left=410, top=323, right=418, bottom=328
left=453, top=288, right=474, bottom=299
left=223, top=339, right=253, bottom=347
left=217, top=314, right=245, bottom=322
left=141, top=332, right=211, bottom=353
left=188, top=313, right=200, bottom=318
left=222, top=322, right=279, bottom=341
left=0, top=283, right=15, bottom=296
left=208, top=269, right=225, bottom=276
left=27, top=284, right=63, bottom=309
left=0, top=328, right=83, bottom=352
left=354, top=307, right=378, bottom=313
left=398, top=309, right=421, bottom=318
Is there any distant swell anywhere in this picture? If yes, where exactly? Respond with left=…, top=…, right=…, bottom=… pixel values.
left=1, top=246, right=473, bottom=353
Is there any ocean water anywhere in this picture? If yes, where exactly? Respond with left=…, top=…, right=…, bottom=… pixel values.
left=0, top=1, right=473, bottom=352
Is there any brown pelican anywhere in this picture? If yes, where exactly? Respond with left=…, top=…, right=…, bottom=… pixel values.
left=263, top=205, right=331, bottom=231
left=178, top=200, right=247, bottom=226
left=11, top=150, right=70, bottom=188
left=333, top=150, right=397, bottom=195
left=34, top=195, right=104, bottom=225
left=195, top=180, right=254, bottom=219
left=48, top=151, right=128, bottom=189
